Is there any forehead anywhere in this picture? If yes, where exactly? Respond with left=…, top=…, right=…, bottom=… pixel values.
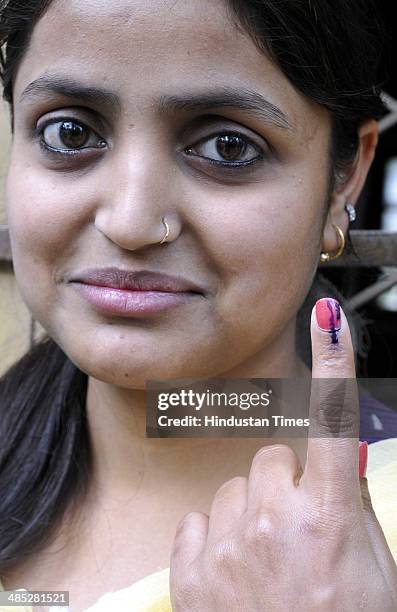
left=13, top=0, right=326, bottom=132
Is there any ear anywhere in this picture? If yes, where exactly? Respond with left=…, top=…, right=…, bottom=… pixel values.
left=321, top=119, right=379, bottom=254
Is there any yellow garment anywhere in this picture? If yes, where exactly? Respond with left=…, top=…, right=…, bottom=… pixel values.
left=1, top=438, right=396, bottom=611
left=83, top=567, right=171, bottom=612
left=0, top=568, right=171, bottom=612
left=365, top=437, right=397, bottom=564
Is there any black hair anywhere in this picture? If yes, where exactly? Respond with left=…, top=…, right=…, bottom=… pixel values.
left=225, top=0, right=387, bottom=175
left=0, top=338, right=91, bottom=571
left=0, top=0, right=387, bottom=574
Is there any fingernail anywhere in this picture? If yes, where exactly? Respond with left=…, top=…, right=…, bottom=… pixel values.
left=359, top=440, right=368, bottom=478
left=315, top=297, right=341, bottom=344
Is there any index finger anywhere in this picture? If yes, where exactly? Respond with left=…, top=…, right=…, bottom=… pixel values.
left=301, top=297, right=361, bottom=504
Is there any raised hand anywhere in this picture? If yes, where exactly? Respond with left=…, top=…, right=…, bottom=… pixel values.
left=169, top=297, right=397, bottom=611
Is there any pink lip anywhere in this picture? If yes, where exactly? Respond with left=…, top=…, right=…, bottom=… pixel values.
left=66, top=267, right=205, bottom=316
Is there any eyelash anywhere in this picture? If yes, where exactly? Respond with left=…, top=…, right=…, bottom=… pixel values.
left=36, top=117, right=105, bottom=157
left=185, top=131, right=266, bottom=169
left=35, top=118, right=268, bottom=169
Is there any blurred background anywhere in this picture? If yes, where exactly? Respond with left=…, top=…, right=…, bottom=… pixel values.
left=0, top=92, right=35, bottom=376
left=320, top=3, right=397, bottom=379
left=0, top=3, right=396, bottom=381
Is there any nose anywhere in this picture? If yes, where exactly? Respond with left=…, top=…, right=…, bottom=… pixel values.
left=94, top=149, right=181, bottom=250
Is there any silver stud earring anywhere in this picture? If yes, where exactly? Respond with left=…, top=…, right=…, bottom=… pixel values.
left=344, top=202, right=356, bottom=223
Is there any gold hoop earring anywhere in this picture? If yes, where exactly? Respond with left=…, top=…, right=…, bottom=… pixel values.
left=320, top=224, right=345, bottom=263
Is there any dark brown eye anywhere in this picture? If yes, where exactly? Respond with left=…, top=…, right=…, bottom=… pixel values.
left=59, top=121, right=89, bottom=148
left=186, top=131, right=263, bottom=165
left=215, top=135, right=247, bottom=161
left=40, top=119, right=106, bottom=152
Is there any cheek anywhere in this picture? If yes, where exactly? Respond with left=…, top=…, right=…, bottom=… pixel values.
left=208, top=175, right=325, bottom=332
left=8, top=176, right=57, bottom=259
left=5, top=158, right=86, bottom=319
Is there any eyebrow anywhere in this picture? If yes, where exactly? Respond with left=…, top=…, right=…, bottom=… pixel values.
left=20, top=74, right=122, bottom=115
left=158, top=87, right=293, bottom=130
left=19, top=75, right=293, bottom=131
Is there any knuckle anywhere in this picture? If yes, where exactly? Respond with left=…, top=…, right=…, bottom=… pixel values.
left=252, top=443, right=292, bottom=467
left=241, top=509, right=286, bottom=576
left=243, top=508, right=280, bottom=548
left=175, top=511, right=196, bottom=536
left=300, top=508, right=331, bottom=538
left=311, top=379, right=358, bottom=437
left=215, top=475, right=246, bottom=498
left=311, top=378, right=358, bottom=432
left=317, top=407, right=356, bottom=436
left=300, top=504, right=356, bottom=540
left=179, top=510, right=197, bottom=525
left=172, top=512, right=206, bottom=556
left=209, top=536, right=241, bottom=571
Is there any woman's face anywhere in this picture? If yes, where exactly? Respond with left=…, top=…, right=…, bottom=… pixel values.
left=6, top=0, right=332, bottom=386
